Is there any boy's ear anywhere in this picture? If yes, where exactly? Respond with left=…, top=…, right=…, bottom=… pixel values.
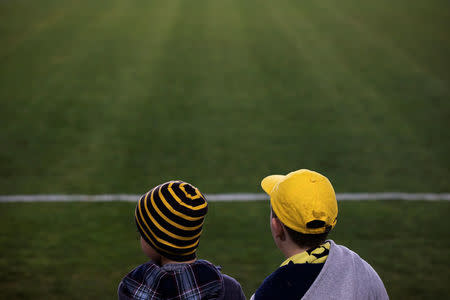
left=271, top=217, right=286, bottom=241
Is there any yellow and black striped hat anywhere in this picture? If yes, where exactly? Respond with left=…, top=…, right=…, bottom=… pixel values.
left=135, top=180, right=208, bottom=261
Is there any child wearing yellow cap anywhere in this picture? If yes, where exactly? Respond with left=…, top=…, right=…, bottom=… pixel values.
left=251, top=169, right=388, bottom=300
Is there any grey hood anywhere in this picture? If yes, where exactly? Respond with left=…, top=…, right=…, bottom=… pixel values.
left=303, top=240, right=389, bottom=299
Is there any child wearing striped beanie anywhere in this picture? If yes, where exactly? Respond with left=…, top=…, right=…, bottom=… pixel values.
left=118, top=180, right=246, bottom=300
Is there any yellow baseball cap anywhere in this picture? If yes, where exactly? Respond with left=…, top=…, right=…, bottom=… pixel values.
left=261, top=169, right=338, bottom=234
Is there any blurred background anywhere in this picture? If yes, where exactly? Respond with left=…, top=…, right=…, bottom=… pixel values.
left=1, top=0, right=449, bottom=298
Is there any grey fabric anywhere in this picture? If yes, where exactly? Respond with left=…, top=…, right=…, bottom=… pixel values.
left=302, top=240, right=388, bottom=300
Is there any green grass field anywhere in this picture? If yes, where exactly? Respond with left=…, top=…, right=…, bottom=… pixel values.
left=1, top=0, right=449, bottom=194
left=1, top=201, right=449, bottom=299
left=1, top=0, right=449, bottom=299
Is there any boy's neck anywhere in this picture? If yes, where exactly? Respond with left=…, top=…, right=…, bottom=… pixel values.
left=160, top=257, right=197, bottom=266
left=279, top=242, right=309, bottom=259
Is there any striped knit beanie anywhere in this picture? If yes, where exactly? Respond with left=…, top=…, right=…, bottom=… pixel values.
left=135, top=180, right=208, bottom=262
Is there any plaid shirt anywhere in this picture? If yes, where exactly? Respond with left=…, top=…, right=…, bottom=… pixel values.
left=118, top=260, right=225, bottom=300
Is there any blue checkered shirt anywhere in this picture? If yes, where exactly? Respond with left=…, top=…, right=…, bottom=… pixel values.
left=118, top=259, right=244, bottom=300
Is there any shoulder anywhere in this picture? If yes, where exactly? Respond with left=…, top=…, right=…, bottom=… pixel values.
left=254, top=263, right=323, bottom=300
left=195, top=260, right=246, bottom=300
left=321, top=241, right=388, bottom=299
left=120, top=261, right=159, bottom=284
left=329, top=241, right=384, bottom=280
left=222, top=273, right=242, bottom=287
left=118, top=262, right=160, bottom=300
left=221, top=274, right=246, bottom=300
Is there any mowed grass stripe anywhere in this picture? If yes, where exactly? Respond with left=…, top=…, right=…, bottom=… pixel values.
left=251, top=0, right=449, bottom=191
left=280, top=0, right=448, bottom=188
left=326, top=0, right=450, bottom=82
left=240, top=0, right=414, bottom=187
left=0, top=0, right=449, bottom=194
left=0, top=1, right=79, bottom=60
left=41, top=0, right=185, bottom=192
left=1, top=0, right=184, bottom=193
left=313, top=0, right=449, bottom=180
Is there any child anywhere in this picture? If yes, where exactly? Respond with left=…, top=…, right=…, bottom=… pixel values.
left=251, top=169, right=388, bottom=300
left=118, top=180, right=246, bottom=300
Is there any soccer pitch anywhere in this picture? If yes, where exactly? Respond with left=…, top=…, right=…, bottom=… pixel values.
left=1, top=0, right=449, bottom=194
left=1, top=0, right=449, bottom=299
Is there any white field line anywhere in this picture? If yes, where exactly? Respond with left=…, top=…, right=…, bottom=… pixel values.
left=0, top=193, right=449, bottom=202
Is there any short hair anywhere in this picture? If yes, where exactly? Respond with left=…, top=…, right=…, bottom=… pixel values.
left=271, top=209, right=329, bottom=249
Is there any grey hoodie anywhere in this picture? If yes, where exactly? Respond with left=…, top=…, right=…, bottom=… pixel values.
left=303, top=240, right=388, bottom=299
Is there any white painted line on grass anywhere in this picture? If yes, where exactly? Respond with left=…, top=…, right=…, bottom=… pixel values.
left=0, top=193, right=449, bottom=202
left=336, top=193, right=450, bottom=201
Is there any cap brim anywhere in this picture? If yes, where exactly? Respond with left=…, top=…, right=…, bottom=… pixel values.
left=261, top=175, right=285, bottom=195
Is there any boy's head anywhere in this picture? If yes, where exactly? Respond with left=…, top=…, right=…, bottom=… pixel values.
left=261, top=169, right=338, bottom=249
left=135, top=180, right=208, bottom=262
